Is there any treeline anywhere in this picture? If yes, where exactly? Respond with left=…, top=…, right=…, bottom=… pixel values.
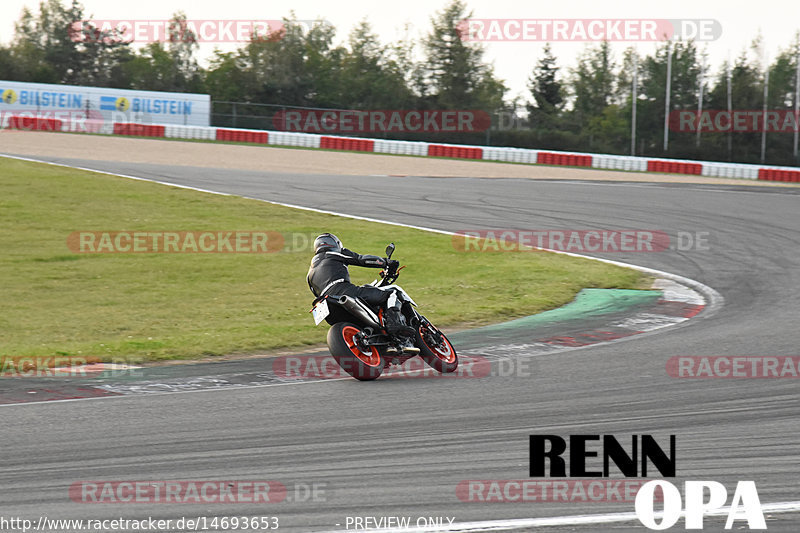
left=2, top=0, right=799, bottom=165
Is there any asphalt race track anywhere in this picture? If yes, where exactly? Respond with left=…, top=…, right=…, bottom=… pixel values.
left=2, top=155, right=800, bottom=532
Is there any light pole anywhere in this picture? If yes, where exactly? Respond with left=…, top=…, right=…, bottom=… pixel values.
left=663, top=42, right=672, bottom=152
left=631, top=50, right=638, bottom=156
left=793, top=51, right=799, bottom=162
left=727, top=56, right=733, bottom=161
left=760, top=65, right=769, bottom=164
left=696, top=57, right=705, bottom=148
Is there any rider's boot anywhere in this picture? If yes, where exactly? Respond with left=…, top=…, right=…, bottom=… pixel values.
left=383, top=307, right=416, bottom=337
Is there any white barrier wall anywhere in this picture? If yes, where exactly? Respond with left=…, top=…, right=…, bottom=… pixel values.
left=267, top=131, right=322, bottom=149
left=164, top=124, right=216, bottom=140
left=700, top=161, right=760, bottom=180
left=483, top=147, right=539, bottom=164
left=0, top=80, right=210, bottom=127
left=373, top=139, right=428, bottom=156
left=593, top=154, right=649, bottom=172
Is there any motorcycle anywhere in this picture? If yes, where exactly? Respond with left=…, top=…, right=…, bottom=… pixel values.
left=309, top=243, right=458, bottom=381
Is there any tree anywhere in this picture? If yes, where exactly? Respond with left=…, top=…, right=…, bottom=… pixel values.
left=615, top=46, right=646, bottom=154
left=585, top=105, right=629, bottom=153
left=210, top=16, right=342, bottom=106
left=388, top=23, right=429, bottom=105
left=119, top=12, right=204, bottom=93
left=9, top=0, right=131, bottom=86
left=565, top=41, right=618, bottom=149
left=527, top=43, right=563, bottom=130
left=763, top=34, right=800, bottom=163
left=421, top=0, right=505, bottom=110
left=0, top=45, right=16, bottom=79
left=635, top=40, right=702, bottom=155
left=204, top=50, right=252, bottom=102
left=702, top=43, right=765, bottom=163
left=571, top=41, right=616, bottom=126
left=336, top=20, right=414, bottom=109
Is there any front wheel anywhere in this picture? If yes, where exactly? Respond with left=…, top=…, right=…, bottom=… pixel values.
left=416, top=320, right=458, bottom=373
left=327, top=322, right=383, bottom=381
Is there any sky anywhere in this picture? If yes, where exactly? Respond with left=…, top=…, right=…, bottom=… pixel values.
left=2, top=0, right=799, bottom=101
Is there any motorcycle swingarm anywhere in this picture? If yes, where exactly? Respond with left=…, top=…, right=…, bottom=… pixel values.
left=362, top=334, right=391, bottom=347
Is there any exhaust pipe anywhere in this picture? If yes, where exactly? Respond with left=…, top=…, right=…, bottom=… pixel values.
left=337, top=295, right=381, bottom=329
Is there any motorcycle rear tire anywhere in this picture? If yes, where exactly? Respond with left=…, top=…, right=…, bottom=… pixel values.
left=328, top=322, right=384, bottom=381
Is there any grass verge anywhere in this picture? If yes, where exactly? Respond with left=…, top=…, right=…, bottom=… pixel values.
left=0, top=157, right=651, bottom=362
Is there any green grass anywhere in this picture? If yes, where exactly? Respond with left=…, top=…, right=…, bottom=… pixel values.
left=0, top=157, right=651, bottom=362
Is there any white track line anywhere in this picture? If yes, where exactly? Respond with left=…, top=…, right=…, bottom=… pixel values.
left=316, top=501, right=800, bottom=532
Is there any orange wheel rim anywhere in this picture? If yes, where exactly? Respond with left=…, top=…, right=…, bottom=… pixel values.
left=420, top=326, right=456, bottom=363
left=342, top=326, right=381, bottom=366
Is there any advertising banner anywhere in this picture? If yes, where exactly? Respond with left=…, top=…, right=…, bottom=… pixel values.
left=0, top=80, right=210, bottom=127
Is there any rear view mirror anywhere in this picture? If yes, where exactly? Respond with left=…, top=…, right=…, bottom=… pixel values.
left=385, top=243, right=395, bottom=258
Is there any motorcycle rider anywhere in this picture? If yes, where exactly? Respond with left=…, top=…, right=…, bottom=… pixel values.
left=307, top=233, right=415, bottom=337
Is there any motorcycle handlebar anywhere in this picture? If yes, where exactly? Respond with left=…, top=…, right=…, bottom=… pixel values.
left=379, top=259, right=401, bottom=285
left=379, top=244, right=401, bottom=285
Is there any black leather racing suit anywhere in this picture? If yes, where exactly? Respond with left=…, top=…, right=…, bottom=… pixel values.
left=307, top=248, right=390, bottom=309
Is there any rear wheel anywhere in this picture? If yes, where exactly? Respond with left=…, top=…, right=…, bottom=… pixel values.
left=327, top=322, right=383, bottom=381
left=416, top=320, right=458, bottom=373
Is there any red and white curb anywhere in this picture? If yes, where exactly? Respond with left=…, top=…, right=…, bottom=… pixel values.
left=4, top=116, right=800, bottom=182
left=614, top=278, right=706, bottom=331
left=458, top=278, right=710, bottom=360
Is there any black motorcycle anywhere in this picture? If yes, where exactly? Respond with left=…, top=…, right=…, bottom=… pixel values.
left=310, top=243, right=458, bottom=380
